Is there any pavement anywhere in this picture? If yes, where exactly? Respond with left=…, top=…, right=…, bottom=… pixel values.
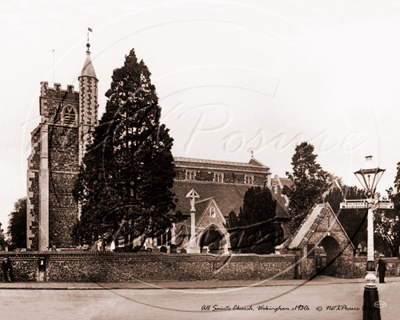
left=0, top=275, right=399, bottom=290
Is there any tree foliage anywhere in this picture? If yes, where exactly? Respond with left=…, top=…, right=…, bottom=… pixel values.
left=282, top=142, right=329, bottom=233
left=73, top=49, right=179, bottom=248
left=325, top=185, right=367, bottom=249
left=0, top=223, right=6, bottom=250
left=227, top=186, right=283, bottom=254
left=373, top=163, right=400, bottom=256
left=7, top=197, right=27, bottom=249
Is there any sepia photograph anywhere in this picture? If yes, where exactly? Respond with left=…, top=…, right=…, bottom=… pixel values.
left=1, top=1, right=400, bottom=319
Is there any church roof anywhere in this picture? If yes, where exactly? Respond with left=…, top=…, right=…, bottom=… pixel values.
left=278, top=177, right=293, bottom=188
left=173, top=181, right=250, bottom=218
left=274, top=198, right=291, bottom=219
left=172, top=180, right=290, bottom=220
left=80, top=43, right=97, bottom=78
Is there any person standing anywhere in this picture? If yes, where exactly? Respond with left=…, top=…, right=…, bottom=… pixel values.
left=2, top=257, right=12, bottom=282
left=377, top=258, right=387, bottom=283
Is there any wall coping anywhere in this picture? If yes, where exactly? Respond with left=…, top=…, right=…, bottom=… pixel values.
left=0, top=251, right=296, bottom=259
left=354, top=257, right=400, bottom=262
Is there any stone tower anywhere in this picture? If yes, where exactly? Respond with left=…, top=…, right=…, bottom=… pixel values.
left=27, top=43, right=98, bottom=251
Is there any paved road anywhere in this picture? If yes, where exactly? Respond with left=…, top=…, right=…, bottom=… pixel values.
left=0, top=278, right=399, bottom=319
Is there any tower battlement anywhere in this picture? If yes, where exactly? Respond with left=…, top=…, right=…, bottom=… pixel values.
left=40, top=81, right=79, bottom=101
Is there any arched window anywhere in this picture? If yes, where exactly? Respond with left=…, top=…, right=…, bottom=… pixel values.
left=62, top=105, right=77, bottom=125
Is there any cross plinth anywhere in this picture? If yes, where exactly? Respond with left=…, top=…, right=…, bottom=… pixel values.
left=186, top=189, right=200, bottom=248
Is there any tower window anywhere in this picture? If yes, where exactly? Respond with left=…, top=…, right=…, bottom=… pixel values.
left=62, top=105, right=77, bottom=125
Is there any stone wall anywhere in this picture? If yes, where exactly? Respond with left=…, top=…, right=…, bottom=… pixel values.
left=0, top=252, right=296, bottom=282
left=353, top=257, right=400, bottom=278
left=3, top=252, right=399, bottom=282
left=27, top=128, right=41, bottom=250
left=48, top=125, right=79, bottom=247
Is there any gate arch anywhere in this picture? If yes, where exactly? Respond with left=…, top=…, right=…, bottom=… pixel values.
left=319, top=235, right=342, bottom=276
left=197, top=224, right=230, bottom=253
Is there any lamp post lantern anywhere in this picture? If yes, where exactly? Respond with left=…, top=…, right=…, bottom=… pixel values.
left=353, top=155, right=387, bottom=320
left=354, top=156, right=385, bottom=286
left=354, top=155, right=385, bottom=283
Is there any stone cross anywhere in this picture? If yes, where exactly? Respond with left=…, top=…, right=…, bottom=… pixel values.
left=186, top=188, right=200, bottom=212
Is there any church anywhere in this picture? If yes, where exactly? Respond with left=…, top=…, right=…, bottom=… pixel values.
left=26, top=44, right=291, bottom=252
left=149, top=156, right=291, bottom=253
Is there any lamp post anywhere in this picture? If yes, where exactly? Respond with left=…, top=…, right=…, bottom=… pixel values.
left=354, top=155, right=385, bottom=320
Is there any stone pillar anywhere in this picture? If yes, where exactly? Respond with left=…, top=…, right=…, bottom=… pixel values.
left=186, top=212, right=200, bottom=253
left=223, top=232, right=230, bottom=254
left=190, top=211, right=195, bottom=240
left=39, top=124, right=49, bottom=251
left=171, top=223, right=175, bottom=245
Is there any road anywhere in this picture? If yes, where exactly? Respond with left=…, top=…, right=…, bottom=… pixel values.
left=0, top=281, right=399, bottom=319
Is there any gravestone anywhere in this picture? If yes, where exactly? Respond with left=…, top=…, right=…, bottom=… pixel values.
left=160, top=246, right=167, bottom=253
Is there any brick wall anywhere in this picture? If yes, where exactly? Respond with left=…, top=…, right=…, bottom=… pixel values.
left=0, top=252, right=296, bottom=282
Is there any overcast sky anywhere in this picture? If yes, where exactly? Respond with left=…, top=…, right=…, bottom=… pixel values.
left=2, top=0, right=400, bottom=231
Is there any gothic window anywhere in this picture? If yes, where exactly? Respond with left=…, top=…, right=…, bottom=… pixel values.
left=244, top=175, right=254, bottom=184
left=214, top=172, right=224, bottom=182
left=62, top=105, right=77, bottom=125
left=186, top=170, right=196, bottom=180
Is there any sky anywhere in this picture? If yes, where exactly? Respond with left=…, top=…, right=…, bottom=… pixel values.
left=1, top=0, right=400, bottom=232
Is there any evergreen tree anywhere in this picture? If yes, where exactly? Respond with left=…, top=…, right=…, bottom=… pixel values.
left=227, top=186, right=283, bottom=254
left=282, top=142, right=329, bottom=234
left=373, top=163, right=400, bottom=256
left=324, top=187, right=343, bottom=213
left=7, top=197, right=27, bottom=249
left=326, top=185, right=367, bottom=249
left=73, top=49, right=178, bottom=248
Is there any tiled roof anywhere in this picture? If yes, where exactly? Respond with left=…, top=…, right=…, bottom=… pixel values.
left=173, top=180, right=289, bottom=221
left=173, top=181, right=250, bottom=218
left=273, top=195, right=291, bottom=219
left=279, top=177, right=293, bottom=188
left=288, top=204, right=324, bottom=249
left=193, top=198, right=213, bottom=223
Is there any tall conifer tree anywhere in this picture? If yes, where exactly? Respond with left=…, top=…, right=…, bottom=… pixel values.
left=283, top=142, right=329, bottom=233
left=7, top=197, right=27, bottom=249
left=73, top=49, right=178, bottom=247
left=227, top=186, right=283, bottom=254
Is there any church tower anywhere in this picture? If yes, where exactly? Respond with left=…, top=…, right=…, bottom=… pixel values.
left=27, top=43, right=98, bottom=251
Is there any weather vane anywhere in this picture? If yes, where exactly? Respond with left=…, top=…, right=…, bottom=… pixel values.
left=87, top=27, right=93, bottom=43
